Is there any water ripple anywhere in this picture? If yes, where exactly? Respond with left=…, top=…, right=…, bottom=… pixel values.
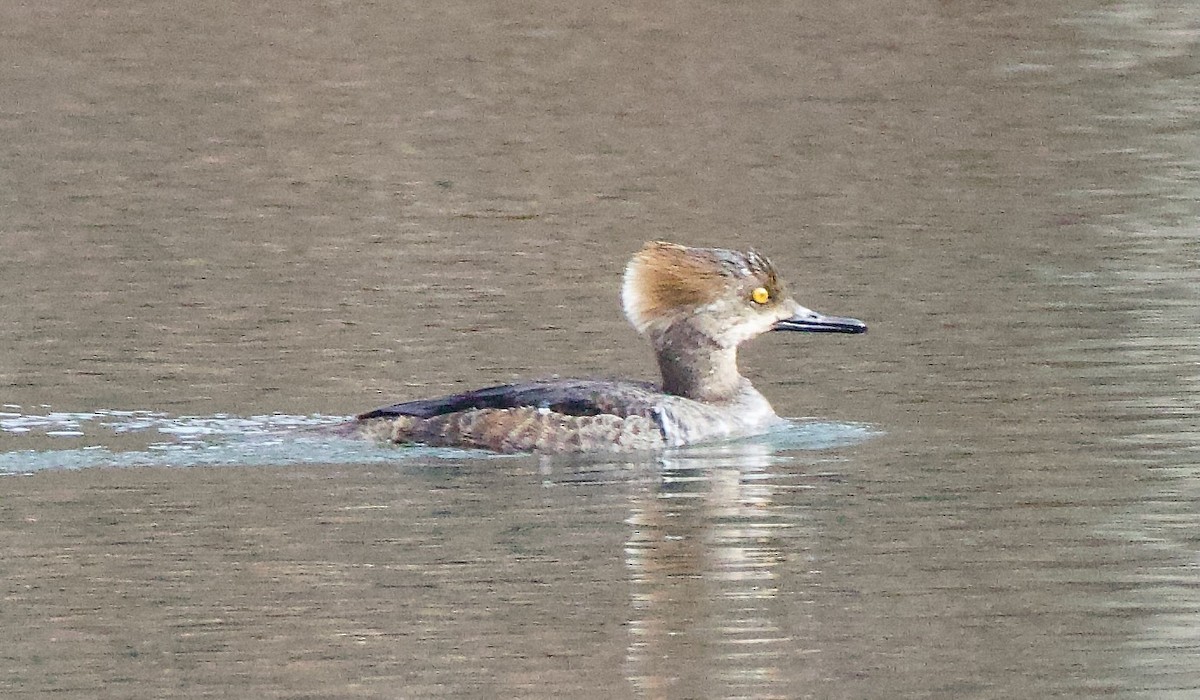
left=0, top=408, right=877, bottom=474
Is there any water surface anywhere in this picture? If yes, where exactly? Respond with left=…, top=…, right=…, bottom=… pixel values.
left=3, top=0, right=1200, bottom=697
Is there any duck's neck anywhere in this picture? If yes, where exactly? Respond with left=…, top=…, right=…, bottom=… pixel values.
left=651, top=323, right=745, bottom=403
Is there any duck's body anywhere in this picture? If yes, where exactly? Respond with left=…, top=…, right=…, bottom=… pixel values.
left=354, top=376, right=780, bottom=453
left=348, top=241, right=865, bottom=454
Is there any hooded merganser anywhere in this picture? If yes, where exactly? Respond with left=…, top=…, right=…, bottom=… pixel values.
left=348, top=241, right=865, bottom=453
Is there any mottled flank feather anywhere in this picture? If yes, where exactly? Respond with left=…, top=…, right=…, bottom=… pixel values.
left=358, top=409, right=665, bottom=454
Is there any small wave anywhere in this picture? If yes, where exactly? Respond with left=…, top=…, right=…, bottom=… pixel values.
left=0, top=409, right=479, bottom=473
left=0, top=408, right=879, bottom=474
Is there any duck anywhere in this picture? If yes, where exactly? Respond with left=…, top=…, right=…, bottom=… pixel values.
left=346, top=241, right=865, bottom=453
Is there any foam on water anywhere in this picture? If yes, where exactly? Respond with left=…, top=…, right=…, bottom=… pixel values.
left=0, top=408, right=878, bottom=474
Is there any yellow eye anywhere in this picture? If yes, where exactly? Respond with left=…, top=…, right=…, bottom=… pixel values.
left=751, top=287, right=770, bottom=305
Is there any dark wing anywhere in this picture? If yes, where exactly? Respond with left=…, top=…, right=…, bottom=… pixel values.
left=357, top=379, right=662, bottom=421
